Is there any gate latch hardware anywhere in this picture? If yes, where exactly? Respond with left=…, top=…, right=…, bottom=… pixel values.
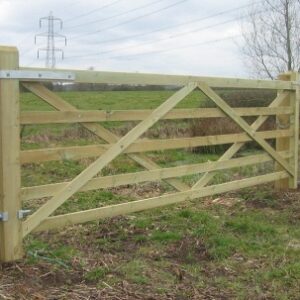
left=0, top=212, right=8, bottom=222
left=17, top=210, right=31, bottom=219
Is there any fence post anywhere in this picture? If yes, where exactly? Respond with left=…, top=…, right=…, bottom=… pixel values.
left=0, top=46, right=23, bottom=261
left=275, top=72, right=299, bottom=190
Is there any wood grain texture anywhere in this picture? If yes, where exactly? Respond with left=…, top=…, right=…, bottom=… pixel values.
left=21, top=151, right=290, bottom=201
left=34, top=171, right=288, bottom=232
left=198, top=82, right=294, bottom=176
left=20, top=107, right=292, bottom=124
left=22, top=82, right=190, bottom=192
left=20, top=129, right=292, bottom=164
left=19, top=67, right=295, bottom=90
left=275, top=72, right=299, bottom=189
left=0, top=46, right=22, bottom=261
left=192, top=91, right=290, bottom=190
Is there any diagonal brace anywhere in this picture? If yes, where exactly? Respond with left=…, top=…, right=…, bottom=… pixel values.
left=197, top=82, right=294, bottom=177
left=22, top=82, right=198, bottom=236
left=192, top=90, right=290, bottom=189
left=22, top=82, right=190, bottom=192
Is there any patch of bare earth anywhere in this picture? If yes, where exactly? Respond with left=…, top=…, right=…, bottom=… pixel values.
left=166, top=237, right=211, bottom=264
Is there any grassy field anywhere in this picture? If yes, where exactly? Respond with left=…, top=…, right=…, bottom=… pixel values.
left=1, top=90, right=299, bottom=299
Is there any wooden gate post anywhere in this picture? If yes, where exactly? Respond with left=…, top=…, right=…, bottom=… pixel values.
left=0, top=46, right=23, bottom=261
left=275, top=72, right=299, bottom=190
left=297, top=73, right=300, bottom=185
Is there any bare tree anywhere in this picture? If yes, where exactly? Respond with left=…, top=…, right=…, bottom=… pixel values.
left=241, top=0, right=300, bottom=79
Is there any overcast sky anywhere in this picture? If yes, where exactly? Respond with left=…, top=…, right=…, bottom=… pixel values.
left=0, top=0, right=251, bottom=77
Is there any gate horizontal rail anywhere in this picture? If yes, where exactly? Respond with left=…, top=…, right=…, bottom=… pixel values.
left=21, top=151, right=291, bottom=202
left=34, top=171, right=288, bottom=233
left=20, top=67, right=297, bottom=90
left=20, top=107, right=292, bottom=124
left=0, top=45, right=299, bottom=262
left=21, top=129, right=292, bottom=164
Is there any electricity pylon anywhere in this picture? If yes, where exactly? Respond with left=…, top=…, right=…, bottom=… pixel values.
left=35, top=11, right=67, bottom=68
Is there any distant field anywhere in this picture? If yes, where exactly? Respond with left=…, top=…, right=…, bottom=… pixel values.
left=20, top=90, right=207, bottom=143
left=1, top=90, right=299, bottom=299
left=21, top=90, right=206, bottom=111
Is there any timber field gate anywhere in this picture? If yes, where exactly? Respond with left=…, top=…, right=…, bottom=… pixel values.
left=0, top=46, right=299, bottom=262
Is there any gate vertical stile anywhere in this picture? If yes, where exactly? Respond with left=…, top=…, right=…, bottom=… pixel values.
left=294, top=72, right=300, bottom=188
left=275, top=72, right=299, bottom=189
left=0, top=46, right=22, bottom=262
left=295, top=72, right=300, bottom=187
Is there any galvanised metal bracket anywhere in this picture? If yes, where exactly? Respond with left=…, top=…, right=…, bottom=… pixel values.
left=0, top=70, right=75, bottom=81
left=0, top=212, right=8, bottom=222
left=17, top=209, right=31, bottom=219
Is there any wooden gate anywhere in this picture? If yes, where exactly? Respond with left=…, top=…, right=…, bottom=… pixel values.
left=0, top=46, right=299, bottom=262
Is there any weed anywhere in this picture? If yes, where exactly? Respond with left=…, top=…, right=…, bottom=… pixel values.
left=119, top=259, right=149, bottom=285
left=150, top=231, right=182, bottom=243
left=133, top=218, right=152, bottom=229
left=177, top=209, right=193, bottom=218
left=84, top=267, right=108, bottom=282
left=225, top=216, right=276, bottom=237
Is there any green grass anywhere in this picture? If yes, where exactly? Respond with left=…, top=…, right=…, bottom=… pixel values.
left=21, top=90, right=205, bottom=111
left=150, top=231, right=182, bottom=243
left=26, top=237, right=76, bottom=268
left=84, top=267, right=108, bottom=282
left=19, top=186, right=300, bottom=299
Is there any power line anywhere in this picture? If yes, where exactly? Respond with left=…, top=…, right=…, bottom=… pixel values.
left=66, top=17, right=239, bottom=59
left=20, top=1, right=255, bottom=61
left=65, top=11, right=250, bottom=60
left=65, top=2, right=265, bottom=62
left=65, top=0, right=166, bottom=30
left=70, top=0, right=189, bottom=41
left=65, top=0, right=124, bottom=23
left=111, top=35, right=241, bottom=60
left=64, top=35, right=240, bottom=64
left=83, top=2, right=255, bottom=46
left=21, top=2, right=256, bottom=67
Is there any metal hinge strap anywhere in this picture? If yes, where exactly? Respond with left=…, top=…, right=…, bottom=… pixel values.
left=0, top=70, right=75, bottom=81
